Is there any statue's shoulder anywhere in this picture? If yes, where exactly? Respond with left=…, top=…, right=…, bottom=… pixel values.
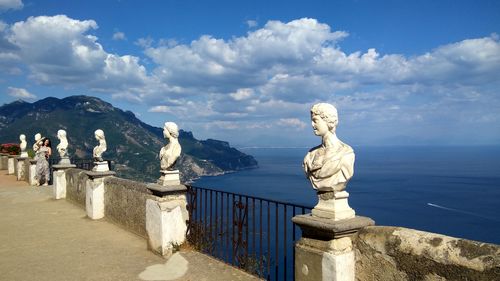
left=340, top=141, right=354, bottom=154
left=307, top=144, right=322, bottom=154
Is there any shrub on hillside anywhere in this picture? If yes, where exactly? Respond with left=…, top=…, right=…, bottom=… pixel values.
left=0, top=143, right=21, bottom=155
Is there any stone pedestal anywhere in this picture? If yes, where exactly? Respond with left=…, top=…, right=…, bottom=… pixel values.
left=85, top=171, right=115, bottom=220
left=7, top=156, right=16, bottom=175
left=20, top=151, right=28, bottom=158
left=312, top=191, right=355, bottom=221
left=0, top=153, right=8, bottom=170
left=15, top=157, right=28, bottom=181
left=92, top=161, right=109, bottom=172
left=146, top=183, right=188, bottom=257
left=292, top=214, right=374, bottom=281
left=58, top=156, right=72, bottom=165
left=28, top=159, right=37, bottom=185
left=52, top=164, right=76, bottom=199
left=158, top=170, right=180, bottom=186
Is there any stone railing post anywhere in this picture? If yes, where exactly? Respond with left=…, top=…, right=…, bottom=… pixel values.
left=28, top=159, right=37, bottom=185
left=15, top=156, right=29, bottom=181
left=52, top=163, right=76, bottom=199
left=145, top=184, right=188, bottom=258
left=84, top=171, right=115, bottom=220
left=0, top=153, right=7, bottom=169
left=7, top=155, right=16, bottom=175
left=292, top=215, right=374, bottom=281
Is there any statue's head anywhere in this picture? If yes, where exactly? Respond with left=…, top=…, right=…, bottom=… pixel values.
left=35, top=133, right=41, bottom=141
left=163, top=122, right=179, bottom=138
left=57, top=129, right=67, bottom=140
left=310, top=103, right=338, bottom=134
left=94, top=129, right=105, bottom=140
left=20, top=134, right=25, bottom=141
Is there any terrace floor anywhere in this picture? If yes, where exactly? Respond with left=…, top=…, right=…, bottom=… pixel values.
left=0, top=170, right=261, bottom=281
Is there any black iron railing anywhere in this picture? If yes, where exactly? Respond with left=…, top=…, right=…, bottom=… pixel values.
left=48, top=158, right=110, bottom=184
left=186, top=185, right=313, bottom=281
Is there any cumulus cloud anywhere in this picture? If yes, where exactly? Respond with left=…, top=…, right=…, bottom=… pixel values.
left=7, top=86, right=36, bottom=99
left=143, top=18, right=500, bottom=139
left=277, top=118, right=307, bottom=130
left=246, top=20, right=258, bottom=28
left=3, top=15, right=149, bottom=95
left=112, top=31, right=126, bottom=41
left=1, top=15, right=499, bottom=144
left=0, top=0, right=23, bottom=11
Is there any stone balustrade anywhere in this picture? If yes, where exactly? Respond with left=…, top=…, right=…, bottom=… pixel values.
left=1, top=153, right=498, bottom=279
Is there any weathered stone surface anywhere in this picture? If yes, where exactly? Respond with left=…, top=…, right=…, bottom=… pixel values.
left=86, top=176, right=105, bottom=220
left=28, top=159, right=37, bottom=185
left=146, top=197, right=188, bottom=258
left=147, top=182, right=187, bottom=197
left=0, top=154, right=8, bottom=169
left=65, top=168, right=90, bottom=207
left=296, top=236, right=356, bottom=281
left=7, top=156, right=15, bottom=174
left=15, top=157, right=28, bottom=181
left=158, top=169, right=181, bottom=186
left=354, top=226, right=500, bottom=281
left=52, top=165, right=76, bottom=199
left=84, top=170, right=116, bottom=179
left=293, top=214, right=375, bottom=240
left=104, top=177, right=155, bottom=238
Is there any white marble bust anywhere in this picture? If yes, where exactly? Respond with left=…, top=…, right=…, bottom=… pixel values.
left=56, top=129, right=68, bottom=158
left=19, top=134, right=28, bottom=157
left=93, top=129, right=107, bottom=162
left=159, top=122, right=181, bottom=170
left=33, top=133, right=42, bottom=152
left=303, top=103, right=355, bottom=192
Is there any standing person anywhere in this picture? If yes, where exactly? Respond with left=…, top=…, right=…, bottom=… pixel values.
left=35, top=138, right=52, bottom=186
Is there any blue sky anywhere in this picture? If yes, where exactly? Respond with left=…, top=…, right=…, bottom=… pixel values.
left=1, top=0, right=499, bottom=147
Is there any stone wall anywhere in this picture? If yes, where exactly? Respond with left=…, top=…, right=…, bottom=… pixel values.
left=64, top=169, right=157, bottom=238
left=354, top=226, right=500, bottom=281
left=104, top=177, right=156, bottom=238
left=65, top=168, right=89, bottom=207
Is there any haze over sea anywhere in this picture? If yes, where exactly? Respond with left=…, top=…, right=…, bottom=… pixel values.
left=194, top=146, right=500, bottom=245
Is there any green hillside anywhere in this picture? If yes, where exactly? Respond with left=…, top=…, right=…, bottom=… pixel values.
left=0, top=96, right=257, bottom=182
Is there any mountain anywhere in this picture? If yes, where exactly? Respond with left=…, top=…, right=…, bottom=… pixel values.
left=0, top=96, right=258, bottom=182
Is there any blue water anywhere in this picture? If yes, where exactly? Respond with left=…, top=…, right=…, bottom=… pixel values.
left=194, top=146, right=500, bottom=245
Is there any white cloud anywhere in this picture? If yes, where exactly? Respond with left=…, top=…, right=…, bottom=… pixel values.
left=276, top=118, right=307, bottom=130
left=3, top=15, right=149, bottom=95
left=7, top=86, right=36, bottom=99
left=148, top=105, right=170, bottom=113
left=246, top=20, right=258, bottom=28
left=230, top=88, right=253, bottom=100
left=112, top=31, right=126, bottom=41
left=0, top=0, right=23, bottom=11
left=1, top=15, right=499, bottom=144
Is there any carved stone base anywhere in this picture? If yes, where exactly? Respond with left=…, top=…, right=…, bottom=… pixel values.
left=292, top=214, right=375, bottom=281
left=15, top=157, right=28, bottom=181
left=28, top=159, right=37, bottom=185
left=92, top=161, right=109, bottom=172
left=7, top=156, right=15, bottom=175
left=312, top=191, right=355, bottom=221
left=296, top=237, right=355, bottom=281
left=146, top=196, right=188, bottom=257
left=58, top=156, right=72, bottom=165
left=158, top=170, right=180, bottom=186
left=20, top=152, right=28, bottom=158
left=52, top=164, right=76, bottom=199
left=84, top=170, right=115, bottom=219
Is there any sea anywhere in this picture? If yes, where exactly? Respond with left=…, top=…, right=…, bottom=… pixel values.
left=194, top=146, right=500, bottom=245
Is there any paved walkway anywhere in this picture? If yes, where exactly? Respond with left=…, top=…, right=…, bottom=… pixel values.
left=0, top=170, right=261, bottom=281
